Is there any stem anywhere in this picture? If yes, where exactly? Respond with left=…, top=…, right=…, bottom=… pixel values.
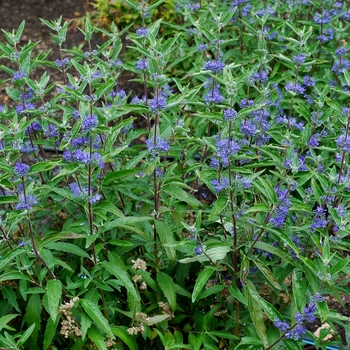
left=0, top=226, right=13, bottom=250
left=27, top=214, right=56, bottom=280
left=152, top=87, right=161, bottom=270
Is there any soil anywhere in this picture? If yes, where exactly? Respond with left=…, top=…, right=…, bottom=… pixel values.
left=0, top=0, right=88, bottom=59
left=0, top=0, right=144, bottom=106
left=0, top=0, right=348, bottom=348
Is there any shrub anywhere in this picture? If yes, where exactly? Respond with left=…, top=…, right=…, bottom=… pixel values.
left=0, top=0, right=349, bottom=349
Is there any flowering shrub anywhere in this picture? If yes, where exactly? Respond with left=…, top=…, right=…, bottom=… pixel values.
left=0, top=0, right=350, bottom=349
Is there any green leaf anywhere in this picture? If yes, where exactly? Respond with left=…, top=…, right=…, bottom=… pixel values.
left=0, top=247, right=26, bottom=270
left=235, top=337, right=263, bottom=349
left=80, top=299, right=114, bottom=339
left=155, top=220, right=177, bottom=264
left=254, top=178, right=278, bottom=203
left=25, top=294, right=42, bottom=344
left=17, top=323, right=35, bottom=347
left=112, top=326, right=138, bottom=350
left=99, top=216, right=152, bottom=233
left=108, top=239, right=134, bottom=247
left=101, top=260, right=140, bottom=310
left=245, top=204, right=270, bottom=214
left=94, top=201, right=125, bottom=219
left=46, top=279, right=62, bottom=322
left=95, top=77, right=117, bottom=99
left=29, top=161, right=59, bottom=173
left=179, top=245, right=232, bottom=263
left=208, top=196, right=228, bottom=220
left=254, top=242, right=296, bottom=265
left=198, top=284, right=224, bottom=300
left=139, top=314, right=170, bottom=326
left=0, top=272, right=31, bottom=283
left=244, top=281, right=268, bottom=348
left=316, top=301, right=329, bottom=323
left=148, top=0, right=165, bottom=12
left=87, top=324, right=108, bottom=350
left=330, top=257, right=350, bottom=275
left=192, top=266, right=215, bottom=303
left=103, top=169, right=140, bottom=184
left=162, top=185, right=202, bottom=208
left=228, top=285, right=247, bottom=305
left=44, top=242, right=90, bottom=258
left=253, top=259, right=281, bottom=290
left=292, top=269, right=304, bottom=312
left=80, top=311, right=92, bottom=340
left=157, top=272, right=177, bottom=311
left=0, top=314, right=19, bottom=332
left=0, top=195, right=18, bottom=204
left=207, top=331, right=239, bottom=341
left=43, top=316, right=60, bottom=350
left=2, top=286, right=20, bottom=312
left=123, top=0, right=139, bottom=11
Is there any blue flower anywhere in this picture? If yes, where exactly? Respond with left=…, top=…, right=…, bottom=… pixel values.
left=303, top=75, right=316, bottom=87
left=197, top=44, right=207, bottom=52
left=15, top=194, right=37, bottom=211
left=204, top=60, right=225, bottom=72
left=14, top=162, right=30, bottom=177
left=149, top=96, right=166, bottom=113
left=215, top=135, right=241, bottom=167
left=136, top=58, right=149, bottom=70
left=211, top=178, right=230, bottom=193
left=82, top=115, right=98, bottom=133
left=336, top=134, right=350, bottom=152
left=293, top=54, right=306, bottom=65
left=269, top=188, right=290, bottom=228
left=204, top=87, right=224, bottom=104
left=16, top=102, right=36, bottom=114
left=223, top=108, right=238, bottom=122
left=146, top=137, right=170, bottom=156
left=44, top=124, right=59, bottom=139
left=72, top=110, right=80, bottom=119
left=194, top=245, right=203, bottom=255
left=252, top=70, right=268, bottom=84
left=285, top=82, right=305, bottom=95
left=136, top=27, right=148, bottom=38
left=12, top=71, right=27, bottom=82
left=54, top=58, right=70, bottom=68
left=314, top=10, right=331, bottom=24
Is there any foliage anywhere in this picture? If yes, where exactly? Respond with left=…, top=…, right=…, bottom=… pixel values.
left=81, top=0, right=176, bottom=31
left=0, top=0, right=350, bottom=349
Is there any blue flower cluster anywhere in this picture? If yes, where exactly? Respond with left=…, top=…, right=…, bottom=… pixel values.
left=269, top=188, right=290, bottom=228
left=274, top=302, right=316, bottom=340
left=146, top=137, right=170, bottom=156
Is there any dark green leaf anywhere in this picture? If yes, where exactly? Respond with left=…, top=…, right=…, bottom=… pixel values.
left=192, top=266, right=215, bottom=303
left=44, top=242, right=90, bottom=258
left=157, top=272, right=177, bottom=311
left=228, top=285, right=247, bottom=305
left=208, top=196, right=228, bottom=220
left=155, top=220, right=177, bottom=264
left=80, top=299, right=114, bottom=339
left=46, top=279, right=62, bottom=322
left=253, top=259, right=281, bottom=290
left=87, top=325, right=108, bottom=350
left=101, top=260, right=140, bottom=309
left=17, top=323, right=35, bottom=347
left=162, top=185, right=202, bottom=208
left=111, top=326, right=138, bottom=350
left=0, top=314, right=19, bottom=332
left=25, top=294, right=42, bottom=344
left=244, top=281, right=268, bottom=348
left=43, top=316, right=60, bottom=350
